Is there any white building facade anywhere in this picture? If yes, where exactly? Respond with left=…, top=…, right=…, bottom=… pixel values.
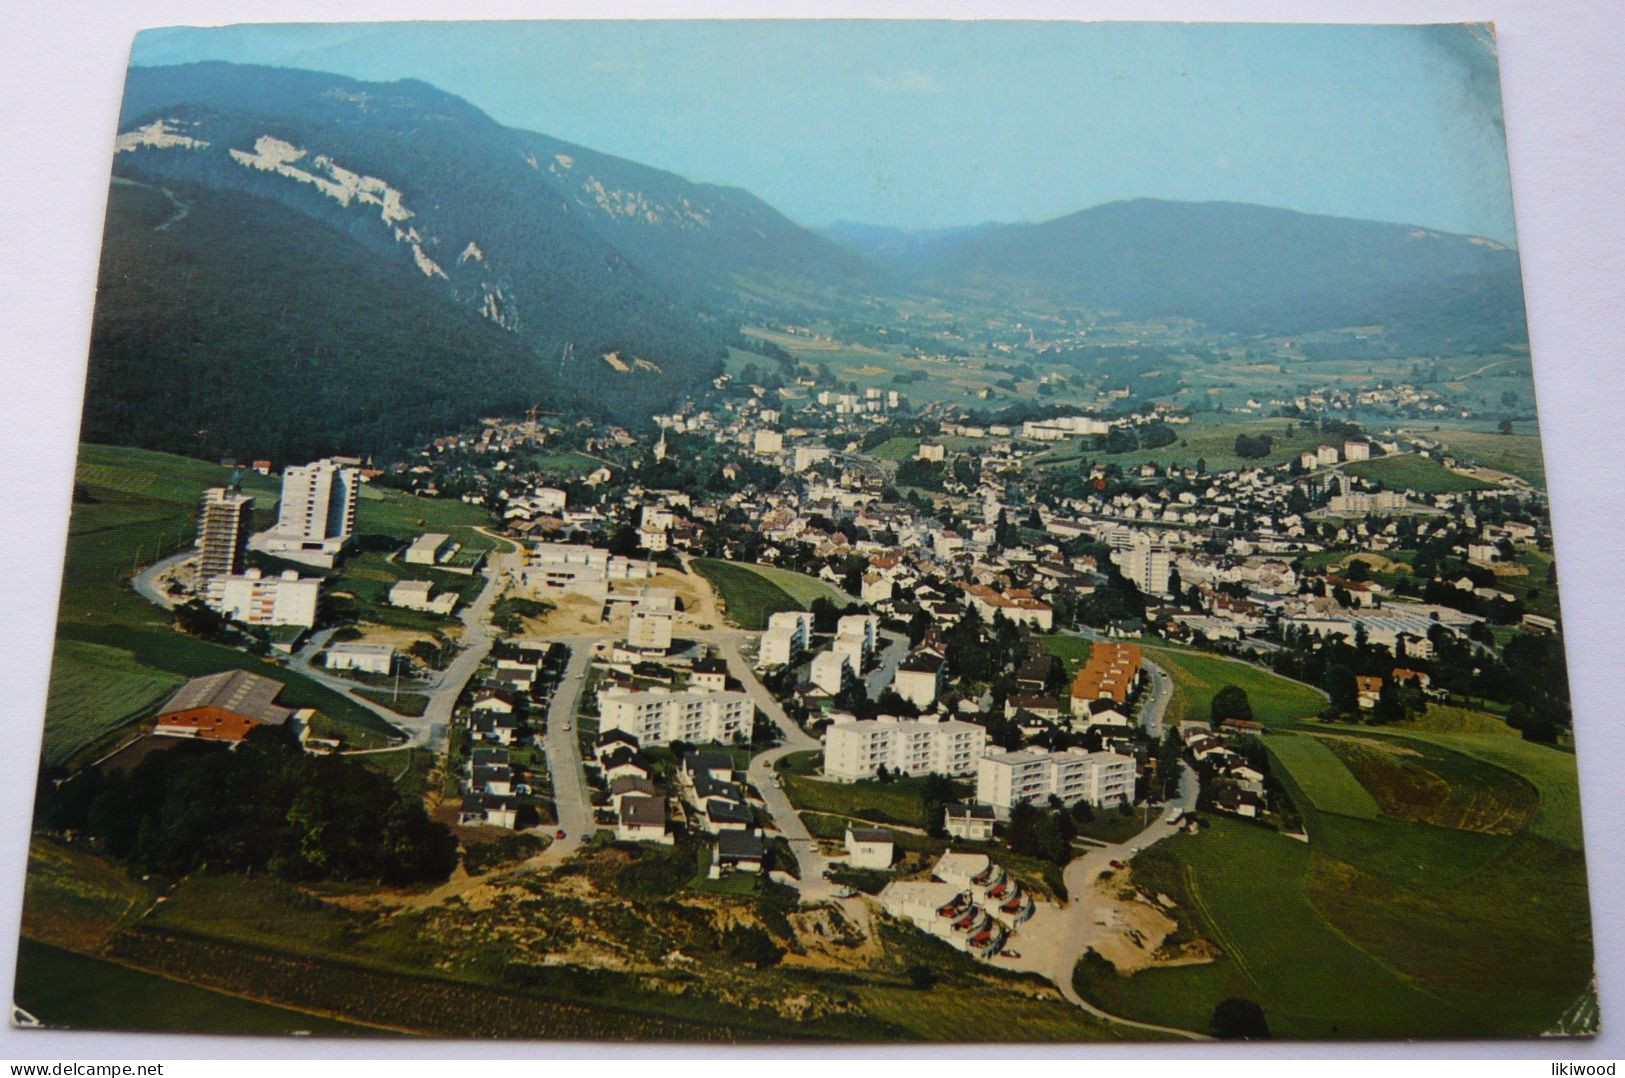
left=975, top=748, right=1135, bottom=814
left=599, top=686, right=753, bottom=746
left=822, top=714, right=987, bottom=782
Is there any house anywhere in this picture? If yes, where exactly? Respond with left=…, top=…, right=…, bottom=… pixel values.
left=844, top=826, right=896, bottom=870
left=458, top=793, right=519, bottom=829
left=679, top=750, right=737, bottom=783
left=1391, top=668, right=1431, bottom=688
left=600, top=747, right=653, bottom=782
left=690, top=656, right=729, bottom=692
left=616, top=795, right=672, bottom=844
left=1213, top=787, right=1265, bottom=819
left=703, top=799, right=754, bottom=833
left=470, top=711, right=522, bottom=745
left=943, top=801, right=996, bottom=842
left=470, top=688, right=521, bottom=714
left=609, top=774, right=659, bottom=812
left=710, top=830, right=766, bottom=877
left=595, top=729, right=640, bottom=761
left=1355, top=675, right=1384, bottom=709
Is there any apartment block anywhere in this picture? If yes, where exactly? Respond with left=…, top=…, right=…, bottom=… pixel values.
left=822, top=714, right=987, bottom=782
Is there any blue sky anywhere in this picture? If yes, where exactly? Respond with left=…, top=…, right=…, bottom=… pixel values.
left=132, top=21, right=1517, bottom=243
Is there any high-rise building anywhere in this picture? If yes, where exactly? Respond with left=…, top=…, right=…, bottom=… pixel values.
left=249, top=458, right=361, bottom=568
left=196, top=487, right=254, bottom=585
left=1114, top=539, right=1172, bottom=597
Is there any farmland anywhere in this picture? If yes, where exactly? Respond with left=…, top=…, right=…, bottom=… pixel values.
left=1342, top=453, right=1494, bottom=494
left=1031, top=414, right=1329, bottom=474
left=1147, top=646, right=1327, bottom=727
left=41, top=639, right=183, bottom=766
left=1262, top=733, right=1379, bottom=819
left=1421, top=426, right=1549, bottom=488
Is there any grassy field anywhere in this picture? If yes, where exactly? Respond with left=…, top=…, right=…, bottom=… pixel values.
left=1031, top=414, right=1328, bottom=474
left=530, top=451, right=603, bottom=478
left=741, top=563, right=850, bottom=605
left=1077, top=696, right=1595, bottom=1039
left=1342, top=453, right=1494, bottom=494
left=41, top=639, right=184, bottom=766
left=866, top=436, right=922, bottom=461
left=690, top=559, right=845, bottom=630
left=14, top=939, right=376, bottom=1036
left=1262, top=733, right=1380, bottom=819
left=1039, top=634, right=1093, bottom=675
left=1147, top=647, right=1326, bottom=727
left=1422, top=427, right=1548, bottom=488
left=778, top=753, right=960, bottom=829
left=328, top=551, right=484, bottom=631
left=1318, top=724, right=1584, bottom=850
left=1310, top=732, right=1536, bottom=836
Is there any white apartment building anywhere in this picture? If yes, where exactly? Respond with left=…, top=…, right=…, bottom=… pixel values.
left=598, top=686, right=753, bottom=746
left=752, top=429, right=784, bottom=456
left=250, top=458, right=361, bottom=568
left=830, top=613, right=880, bottom=676
left=758, top=610, right=814, bottom=667
left=792, top=445, right=832, bottom=472
left=975, top=747, right=1135, bottom=814
left=627, top=588, right=677, bottom=653
left=822, top=714, right=987, bottom=782
left=809, top=649, right=850, bottom=695
left=893, top=654, right=946, bottom=709
left=206, top=568, right=320, bottom=628
left=1114, top=540, right=1172, bottom=597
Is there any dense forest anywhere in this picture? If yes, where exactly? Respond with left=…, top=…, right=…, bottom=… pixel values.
left=36, top=727, right=457, bottom=885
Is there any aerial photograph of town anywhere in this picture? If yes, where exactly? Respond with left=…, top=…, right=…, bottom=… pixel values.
left=10, top=19, right=1595, bottom=1044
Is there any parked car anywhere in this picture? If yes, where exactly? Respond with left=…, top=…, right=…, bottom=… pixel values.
left=555, top=830, right=567, bottom=840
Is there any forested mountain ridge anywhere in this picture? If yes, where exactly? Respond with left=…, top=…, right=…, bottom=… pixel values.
left=102, top=62, right=733, bottom=455
left=827, top=199, right=1529, bottom=351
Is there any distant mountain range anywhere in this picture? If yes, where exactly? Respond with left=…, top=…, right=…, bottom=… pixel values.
left=822, top=200, right=1527, bottom=350
left=95, top=61, right=1530, bottom=459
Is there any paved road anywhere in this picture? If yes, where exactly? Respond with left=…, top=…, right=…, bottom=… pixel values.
left=534, top=640, right=596, bottom=863
left=713, top=635, right=843, bottom=897
left=131, top=549, right=194, bottom=609
left=1040, top=762, right=1207, bottom=1040
left=415, top=562, right=507, bottom=749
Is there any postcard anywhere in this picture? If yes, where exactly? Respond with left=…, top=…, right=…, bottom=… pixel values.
left=13, top=20, right=1594, bottom=1042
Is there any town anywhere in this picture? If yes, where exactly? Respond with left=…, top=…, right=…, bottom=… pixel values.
left=24, top=340, right=1580, bottom=1040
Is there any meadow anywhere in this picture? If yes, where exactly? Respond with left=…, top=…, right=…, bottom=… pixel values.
left=1146, top=646, right=1327, bottom=727
left=1341, top=453, right=1494, bottom=494
left=689, top=558, right=845, bottom=630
